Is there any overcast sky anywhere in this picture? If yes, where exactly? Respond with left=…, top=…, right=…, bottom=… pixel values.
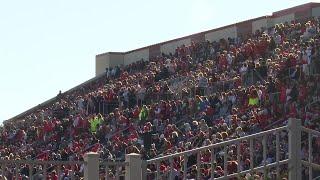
left=0, top=0, right=315, bottom=122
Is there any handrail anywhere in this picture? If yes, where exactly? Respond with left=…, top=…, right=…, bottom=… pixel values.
left=263, top=117, right=285, bottom=130
left=147, top=125, right=287, bottom=163
left=1, top=159, right=85, bottom=180
left=211, top=160, right=289, bottom=180
left=301, top=160, right=320, bottom=171
left=301, top=127, right=320, bottom=136
left=148, top=159, right=289, bottom=180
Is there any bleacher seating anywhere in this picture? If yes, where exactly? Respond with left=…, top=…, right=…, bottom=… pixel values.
left=1, top=17, right=320, bottom=179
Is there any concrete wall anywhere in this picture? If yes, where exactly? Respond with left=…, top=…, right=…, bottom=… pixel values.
left=149, top=45, right=161, bottom=59
left=109, top=53, right=124, bottom=67
left=252, top=18, right=268, bottom=33
left=312, top=6, right=320, bottom=17
left=295, top=9, right=312, bottom=21
left=96, top=53, right=109, bottom=76
left=205, top=26, right=237, bottom=42
left=272, top=13, right=295, bottom=25
left=237, top=21, right=252, bottom=38
left=95, top=53, right=124, bottom=76
left=160, top=38, right=191, bottom=54
left=124, top=48, right=149, bottom=66
left=95, top=3, right=320, bottom=77
left=190, top=33, right=205, bottom=43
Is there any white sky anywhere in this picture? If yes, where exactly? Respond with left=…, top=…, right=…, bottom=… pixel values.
left=0, top=0, right=315, bottom=122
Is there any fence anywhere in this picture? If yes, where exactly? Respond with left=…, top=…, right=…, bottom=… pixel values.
left=137, top=118, right=320, bottom=180
left=144, top=126, right=288, bottom=180
left=0, top=159, right=83, bottom=180
left=0, top=153, right=127, bottom=180
left=1, top=118, right=320, bottom=180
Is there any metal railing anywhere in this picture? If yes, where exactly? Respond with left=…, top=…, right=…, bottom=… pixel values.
left=137, top=119, right=320, bottom=180
left=2, top=119, right=320, bottom=180
left=101, top=161, right=126, bottom=180
left=0, top=159, right=83, bottom=180
left=301, top=127, right=320, bottom=180
left=145, top=125, right=288, bottom=180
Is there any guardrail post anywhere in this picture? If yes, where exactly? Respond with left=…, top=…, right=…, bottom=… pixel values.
left=288, top=118, right=302, bottom=180
left=84, top=152, right=99, bottom=180
left=125, top=153, right=142, bottom=180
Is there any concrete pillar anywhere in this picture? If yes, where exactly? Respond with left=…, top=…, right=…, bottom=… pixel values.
left=288, top=118, right=302, bottom=180
left=125, top=153, right=142, bottom=180
left=84, top=152, right=99, bottom=180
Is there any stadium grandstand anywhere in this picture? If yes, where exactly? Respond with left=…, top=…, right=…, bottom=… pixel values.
left=1, top=2, right=320, bottom=180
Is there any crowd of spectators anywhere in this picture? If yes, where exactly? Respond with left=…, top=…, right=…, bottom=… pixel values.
left=1, top=17, right=320, bottom=179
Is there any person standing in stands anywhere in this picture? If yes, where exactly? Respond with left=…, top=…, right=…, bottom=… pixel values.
left=90, top=114, right=103, bottom=133
left=248, top=87, right=259, bottom=107
left=198, top=72, right=208, bottom=96
left=141, top=123, right=152, bottom=154
left=139, top=105, right=149, bottom=125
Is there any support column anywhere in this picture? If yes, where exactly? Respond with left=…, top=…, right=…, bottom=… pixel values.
left=84, top=152, right=99, bottom=180
left=125, top=153, right=142, bottom=180
left=288, top=118, right=302, bottom=180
